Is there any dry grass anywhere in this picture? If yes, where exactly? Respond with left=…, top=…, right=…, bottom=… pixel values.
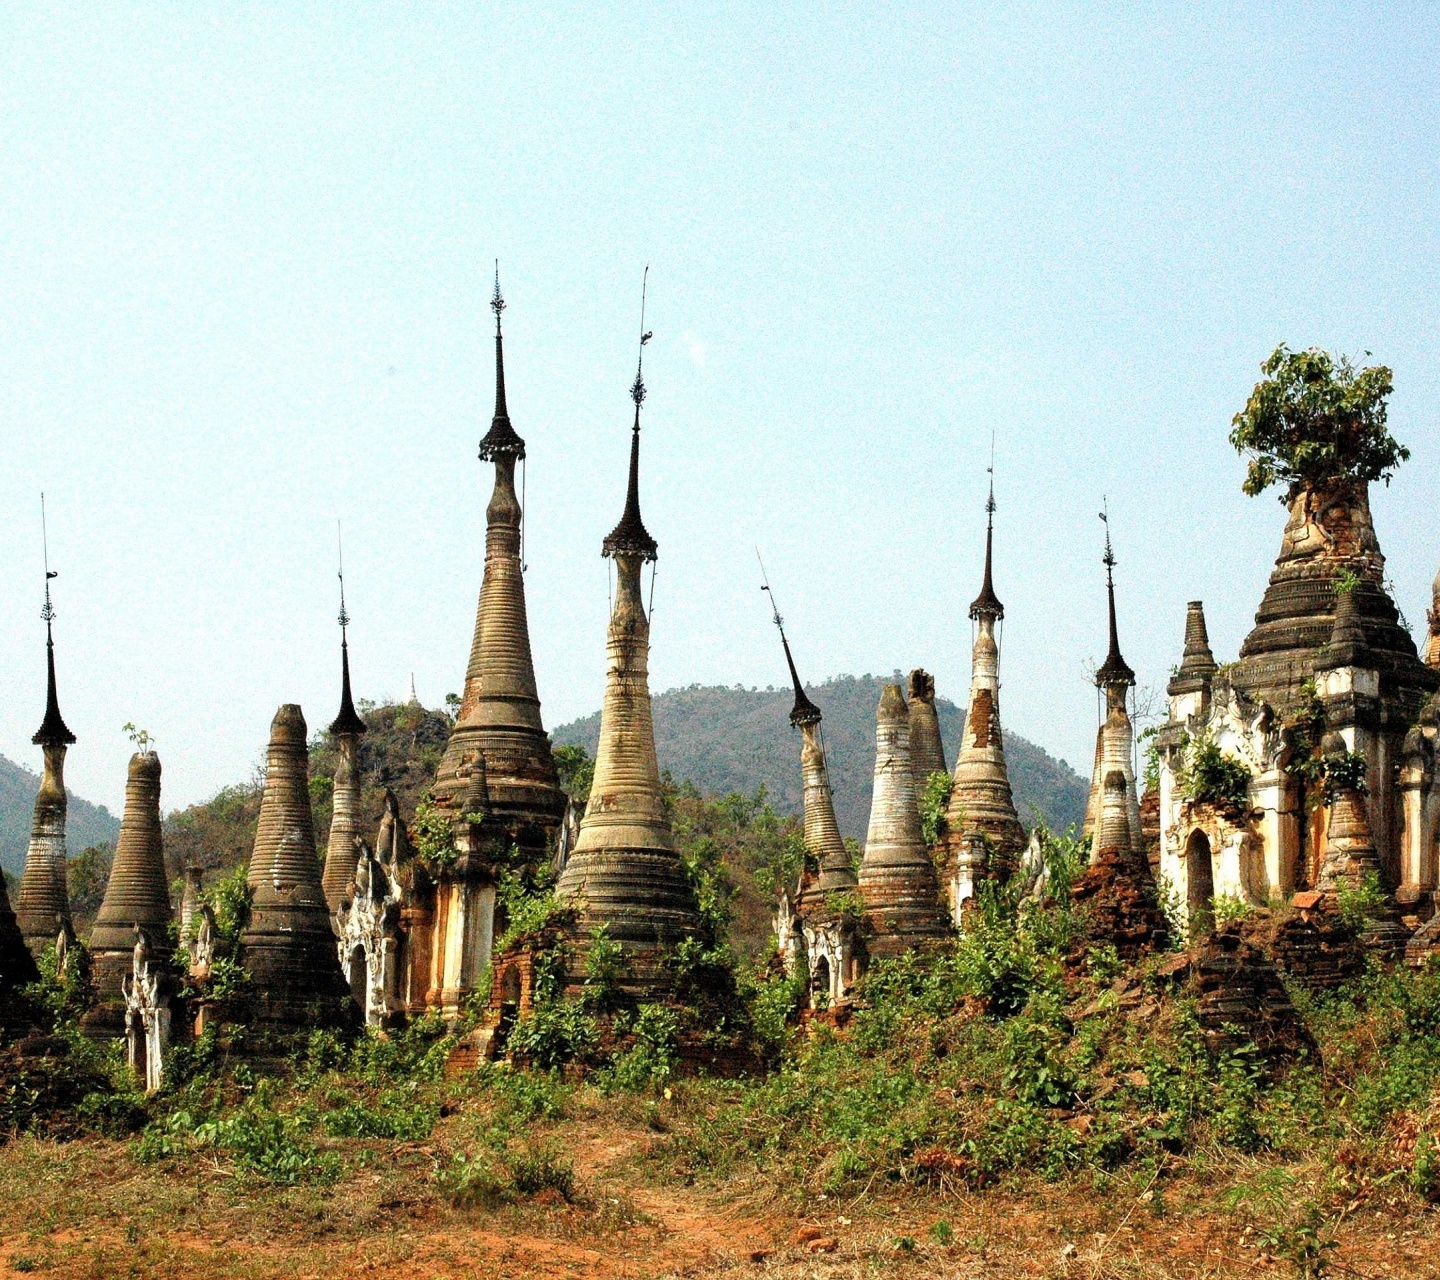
left=3, top=1099, right=1439, bottom=1280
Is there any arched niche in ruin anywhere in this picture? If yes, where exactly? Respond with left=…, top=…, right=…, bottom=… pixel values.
left=1186, top=829, right=1215, bottom=936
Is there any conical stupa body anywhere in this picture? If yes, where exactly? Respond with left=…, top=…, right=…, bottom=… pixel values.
left=1234, top=482, right=1432, bottom=714
left=15, top=744, right=72, bottom=958
left=237, top=706, right=354, bottom=1031
left=86, top=752, right=171, bottom=1035
left=322, top=732, right=365, bottom=912
left=945, top=615, right=1025, bottom=872
left=556, top=553, right=701, bottom=976
left=857, top=684, right=951, bottom=955
left=795, top=720, right=858, bottom=915
left=434, top=439, right=565, bottom=850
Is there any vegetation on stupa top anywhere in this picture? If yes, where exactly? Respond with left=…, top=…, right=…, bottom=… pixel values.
left=1230, top=344, right=1408, bottom=500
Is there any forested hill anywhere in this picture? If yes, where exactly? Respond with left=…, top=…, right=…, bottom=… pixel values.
left=0, top=754, right=121, bottom=876
left=552, top=674, right=1088, bottom=841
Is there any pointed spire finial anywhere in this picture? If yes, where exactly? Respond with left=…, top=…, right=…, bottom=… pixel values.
left=603, top=267, right=659, bottom=562
left=969, top=439, right=1004, bottom=620
left=478, top=259, right=525, bottom=461
left=329, top=524, right=366, bottom=738
left=34, top=494, right=75, bottom=748
left=1095, top=499, right=1135, bottom=689
left=758, top=551, right=822, bottom=727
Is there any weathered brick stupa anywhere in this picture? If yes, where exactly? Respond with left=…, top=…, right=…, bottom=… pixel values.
left=1157, top=477, right=1439, bottom=926
left=16, top=578, right=76, bottom=959
left=555, top=328, right=702, bottom=992
left=906, top=670, right=946, bottom=785
left=941, top=480, right=1025, bottom=914
left=1083, top=514, right=1144, bottom=864
left=1072, top=769, right=1168, bottom=960
left=858, top=684, right=952, bottom=958
left=321, top=579, right=368, bottom=914
left=84, top=752, right=171, bottom=1036
left=767, top=596, right=860, bottom=1010
left=431, top=273, right=566, bottom=854
left=235, top=706, right=356, bottom=1041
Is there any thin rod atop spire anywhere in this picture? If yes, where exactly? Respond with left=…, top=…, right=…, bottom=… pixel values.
left=336, top=521, right=349, bottom=634
left=329, top=523, right=366, bottom=737
left=34, top=493, right=75, bottom=747
left=758, top=550, right=822, bottom=727
left=631, top=264, right=652, bottom=414
left=479, top=259, right=524, bottom=460
left=604, top=267, right=658, bottom=562
left=1095, top=499, right=1135, bottom=688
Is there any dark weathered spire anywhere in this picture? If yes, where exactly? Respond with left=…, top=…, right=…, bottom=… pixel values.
left=758, top=558, right=821, bottom=727
left=329, top=541, right=367, bottom=738
left=1095, top=503, right=1136, bottom=689
left=478, top=263, right=525, bottom=461
left=602, top=269, right=658, bottom=562
left=34, top=509, right=75, bottom=748
left=969, top=468, right=1003, bottom=621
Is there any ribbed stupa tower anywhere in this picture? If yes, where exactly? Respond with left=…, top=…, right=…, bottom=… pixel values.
left=858, top=684, right=952, bottom=956
left=942, top=478, right=1025, bottom=888
left=555, top=310, right=702, bottom=990
left=237, top=706, right=355, bottom=1037
left=1083, top=512, right=1144, bottom=864
left=432, top=272, right=566, bottom=853
left=322, top=569, right=368, bottom=913
left=85, top=752, right=171, bottom=1036
left=16, top=569, right=76, bottom=959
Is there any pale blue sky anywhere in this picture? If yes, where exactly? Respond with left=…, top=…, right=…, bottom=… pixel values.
left=2, top=3, right=1437, bottom=814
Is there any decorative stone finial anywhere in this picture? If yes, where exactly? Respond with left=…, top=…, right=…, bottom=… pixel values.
left=1095, top=503, right=1136, bottom=689
left=478, top=262, right=525, bottom=461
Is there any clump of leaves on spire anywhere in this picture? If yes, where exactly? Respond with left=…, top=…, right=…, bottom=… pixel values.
left=1229, top=344, right=1407, bottom=501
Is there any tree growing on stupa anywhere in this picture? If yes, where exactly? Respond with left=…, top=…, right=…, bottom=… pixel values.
left=1229, top=344, right=1407, bottom=500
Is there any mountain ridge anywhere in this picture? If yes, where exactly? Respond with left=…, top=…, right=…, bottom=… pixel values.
left=0, top=754, right=122, bottom=876
left=552, top=673, right=1087, bottom=840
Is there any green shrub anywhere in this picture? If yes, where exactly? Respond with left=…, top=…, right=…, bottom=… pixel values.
left=919, top=771, right=953, bottom=846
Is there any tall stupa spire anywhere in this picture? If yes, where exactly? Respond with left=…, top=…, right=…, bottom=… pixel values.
left=1083, top=505, right=1144, bottom=861
left=323, top=533, right=369, bottom=912
left=433, top=268, right=564, bottom=850
left=942, top=467, right=1024, bottom=898
left=556, top=273, right=701, bottom=989
left=17, top=499, right=75, bottom=957
left=760, top=563, right=852, bottom=902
